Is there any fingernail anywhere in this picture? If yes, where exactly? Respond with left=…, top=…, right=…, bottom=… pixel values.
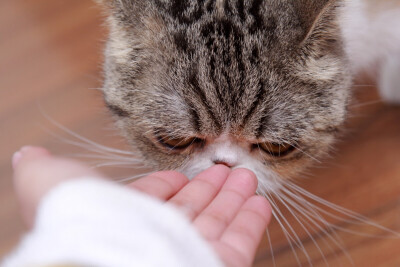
left=12, top=146, right=33, bottom=169
left=20, top=146, right=33, bottom=153
left=12, top=151, right=23, bottom=169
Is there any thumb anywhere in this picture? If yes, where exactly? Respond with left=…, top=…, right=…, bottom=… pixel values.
left=12, top=146, right=104, bottom=228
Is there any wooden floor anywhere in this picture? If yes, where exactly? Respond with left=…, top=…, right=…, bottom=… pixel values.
left=1, top=1, right=399, bottom=266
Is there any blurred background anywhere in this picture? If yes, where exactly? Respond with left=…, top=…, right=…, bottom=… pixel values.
left=0, top=1, right=399, bottom=266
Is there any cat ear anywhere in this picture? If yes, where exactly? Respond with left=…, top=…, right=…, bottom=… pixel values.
left=296, top=0, right=343, bottom=46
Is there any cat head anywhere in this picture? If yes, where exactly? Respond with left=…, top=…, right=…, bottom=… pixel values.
left=98, top=0, right=352, bottom=191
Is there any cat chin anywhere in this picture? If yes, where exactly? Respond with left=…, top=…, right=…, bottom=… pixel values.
left=178, top=138, right=282, bottom=193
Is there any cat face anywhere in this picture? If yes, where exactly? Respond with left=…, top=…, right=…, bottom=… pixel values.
left=100, top=0, right=352, bottom=191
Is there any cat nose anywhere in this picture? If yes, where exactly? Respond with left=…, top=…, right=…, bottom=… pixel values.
left=213, top=160, right=234, bottom=168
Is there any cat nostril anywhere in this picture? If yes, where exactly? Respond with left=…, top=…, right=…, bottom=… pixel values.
left=213, top=160, right=233, bottom=168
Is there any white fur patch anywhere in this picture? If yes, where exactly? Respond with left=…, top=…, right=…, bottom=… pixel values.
left=340, top=0, right=400, bottom=103
left=340, top=0, right=400, bottom=73
left=179, top=136, right=281, bottom=193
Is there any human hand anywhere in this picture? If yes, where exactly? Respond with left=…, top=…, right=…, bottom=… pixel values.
left=13, top=146, right=271, bottom=267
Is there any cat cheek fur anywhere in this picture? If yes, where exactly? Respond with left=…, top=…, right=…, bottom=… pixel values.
left=99, top=0, right=352, bottom=185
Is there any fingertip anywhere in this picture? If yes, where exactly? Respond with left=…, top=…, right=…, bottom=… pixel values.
left=192, top=164, right=231, bottom=186
left=12, top=146, right=105, bottom=228
left=210, top=164, right=232, bottom=174
left=12, top=151, right=22, bottom=170
left=233, top=167, right=257, bottom=177
left=228, top=168, right=258, bottom=193
left=195, top=164, right=231, bottom=180
left=12, top=146, right=51, bottom=170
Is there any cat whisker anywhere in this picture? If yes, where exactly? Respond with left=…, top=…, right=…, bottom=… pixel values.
left=39, top=107, right=135, bottom=156
left=261, top=183, right=311, bottom=266
left=71, top=153, right=143, bottom=163
left=349, top=99, right=383, bottom=108
left=116, top=171, right=155, bottom=183
left=283, top=206, right=344, bottom=267
left=55, top=136, right=142, bottom=164
left=272, top=191, right=329, bottom=267
left=284, top=181, right=400, bottom=238
left=265, top=228, right=277, bottom=267
left=291, top=144, right=322, bottom=164
left=265, top=192, right=304, bottom=266
left=279, top=187, right=353, bottom=265
left=42, top=125, right=149, bottom=173
left=39, top=106, right=145, bottom=169
left=260, top=180, right=334, bottom=266
left=352, top=84, right=375, bottom=88
left=258, top=171, right=398, bottom=266
left=39, top=107, right=151, bottom=184
left=282, top=188, right=347, bottom=241
left=90, top=161, right=146, bottom=169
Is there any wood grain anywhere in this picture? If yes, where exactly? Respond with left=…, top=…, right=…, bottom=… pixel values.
left=0, top=1, right=399, bottom=266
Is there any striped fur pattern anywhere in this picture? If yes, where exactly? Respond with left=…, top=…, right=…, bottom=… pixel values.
left=98, top=0, right=351, bottom=181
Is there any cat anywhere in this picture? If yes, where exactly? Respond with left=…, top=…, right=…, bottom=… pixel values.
left=98, top=0, right=351, bottom=187
left=96, top=0, right=400, bottom=184
left=94, top=0, right=400, bottom=264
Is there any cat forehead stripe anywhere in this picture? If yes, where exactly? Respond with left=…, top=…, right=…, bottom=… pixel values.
left=160, top=1, right=268, bottom=130
left=155, top=0, right=269, bottom=32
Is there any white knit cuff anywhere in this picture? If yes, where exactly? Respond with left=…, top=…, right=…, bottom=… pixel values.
left=2, top=178, right=222, bottom=267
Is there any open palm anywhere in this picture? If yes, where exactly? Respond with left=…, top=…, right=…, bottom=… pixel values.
left=13, top=147, right=271, bottom=267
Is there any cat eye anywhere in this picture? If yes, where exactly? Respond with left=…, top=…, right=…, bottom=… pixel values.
left=157, top=135, right=203, bottom=150
left=256, top=142, right=295, bottom=157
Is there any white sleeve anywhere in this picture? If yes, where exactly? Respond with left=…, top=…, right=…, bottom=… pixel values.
left=2, top=178, right=223, bottom=267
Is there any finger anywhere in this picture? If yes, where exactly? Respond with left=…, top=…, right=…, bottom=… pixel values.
left=193, top=168, right=258, bottom=240
left=218, top=196, right=271, bottom=266
left=12, top=146, right=50, bottom=169
left=168, top=165, right=231, bottom=220
left=127, top=171, right=189, bottom=201
left=13, top=146, right=104, bottom=228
